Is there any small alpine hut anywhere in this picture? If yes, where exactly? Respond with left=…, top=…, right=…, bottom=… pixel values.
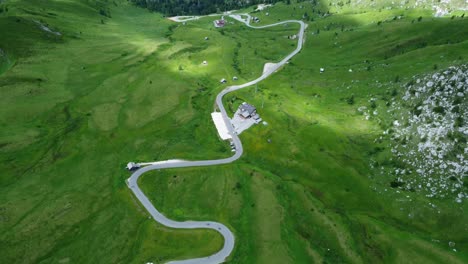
left=126, top=162, right=140, bottom=171
left=214, top=17, right=226, bottom=28
left=238, top=102, right=257, bottom=118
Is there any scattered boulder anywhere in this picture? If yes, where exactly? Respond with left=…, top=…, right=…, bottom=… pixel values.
left=381, top=65, right=467, bottom=202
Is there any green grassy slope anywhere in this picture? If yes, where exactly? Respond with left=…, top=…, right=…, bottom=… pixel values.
left=0, top=0, right=310, bottom=263
left=0, top=0, right=226, bottom=263
left=1, top=0, right=467, bottom=263
left=142, top=2, right=468, bottom=264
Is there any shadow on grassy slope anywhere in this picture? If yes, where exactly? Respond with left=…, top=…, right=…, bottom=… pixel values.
left=225, top=2, right=468, bottom=262
left=0, top=0, right=227, bottom=263
left=0, top=0, right=467, bottom=263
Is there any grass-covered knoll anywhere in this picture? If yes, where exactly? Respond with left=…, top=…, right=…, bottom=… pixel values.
left=1, top=0, right=467, bottom=263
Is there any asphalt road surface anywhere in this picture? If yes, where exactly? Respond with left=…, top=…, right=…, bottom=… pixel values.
left=127, top=13, right=306, bottom=264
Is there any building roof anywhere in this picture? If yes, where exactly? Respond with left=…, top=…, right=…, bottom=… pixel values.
left=214, top=19, right=226, bottom=27
left=239, top=102, right=256, bottom=116
left=126, top=162, right=140, bottom=170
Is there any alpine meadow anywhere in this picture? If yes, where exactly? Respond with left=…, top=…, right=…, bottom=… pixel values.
left=0, top=0, right=467, bottom=264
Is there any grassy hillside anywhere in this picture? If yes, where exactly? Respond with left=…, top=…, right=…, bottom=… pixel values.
left=142, top=1, right=468, bottom=263
left=326, top=0, right=468, bottom=13
left=1, top=0, right=467, bottom=263
left=0, top=0, right=301, bottom=263
left=0, top=0, right=226, bottom=263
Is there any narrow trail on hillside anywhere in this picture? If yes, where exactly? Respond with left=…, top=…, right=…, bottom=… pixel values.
left=127, top=13, right=306, bottom=264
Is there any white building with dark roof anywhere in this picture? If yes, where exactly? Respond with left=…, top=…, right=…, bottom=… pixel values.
left=230, top=102, right=262, bottom=135
left=239, top=102, right=257, bottom=118
left=214, top=18, right=226, bottom=28
left=126, top=162, right=140, bottom=171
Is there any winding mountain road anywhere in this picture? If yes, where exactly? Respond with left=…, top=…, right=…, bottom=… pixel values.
left=127, top=14, right=306, bottom=264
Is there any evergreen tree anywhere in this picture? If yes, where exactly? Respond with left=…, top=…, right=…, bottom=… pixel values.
left=129, top=0, right=281, bottom=16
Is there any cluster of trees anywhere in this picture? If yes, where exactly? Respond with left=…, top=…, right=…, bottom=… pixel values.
left=129, top=0, right=281, bottom=16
